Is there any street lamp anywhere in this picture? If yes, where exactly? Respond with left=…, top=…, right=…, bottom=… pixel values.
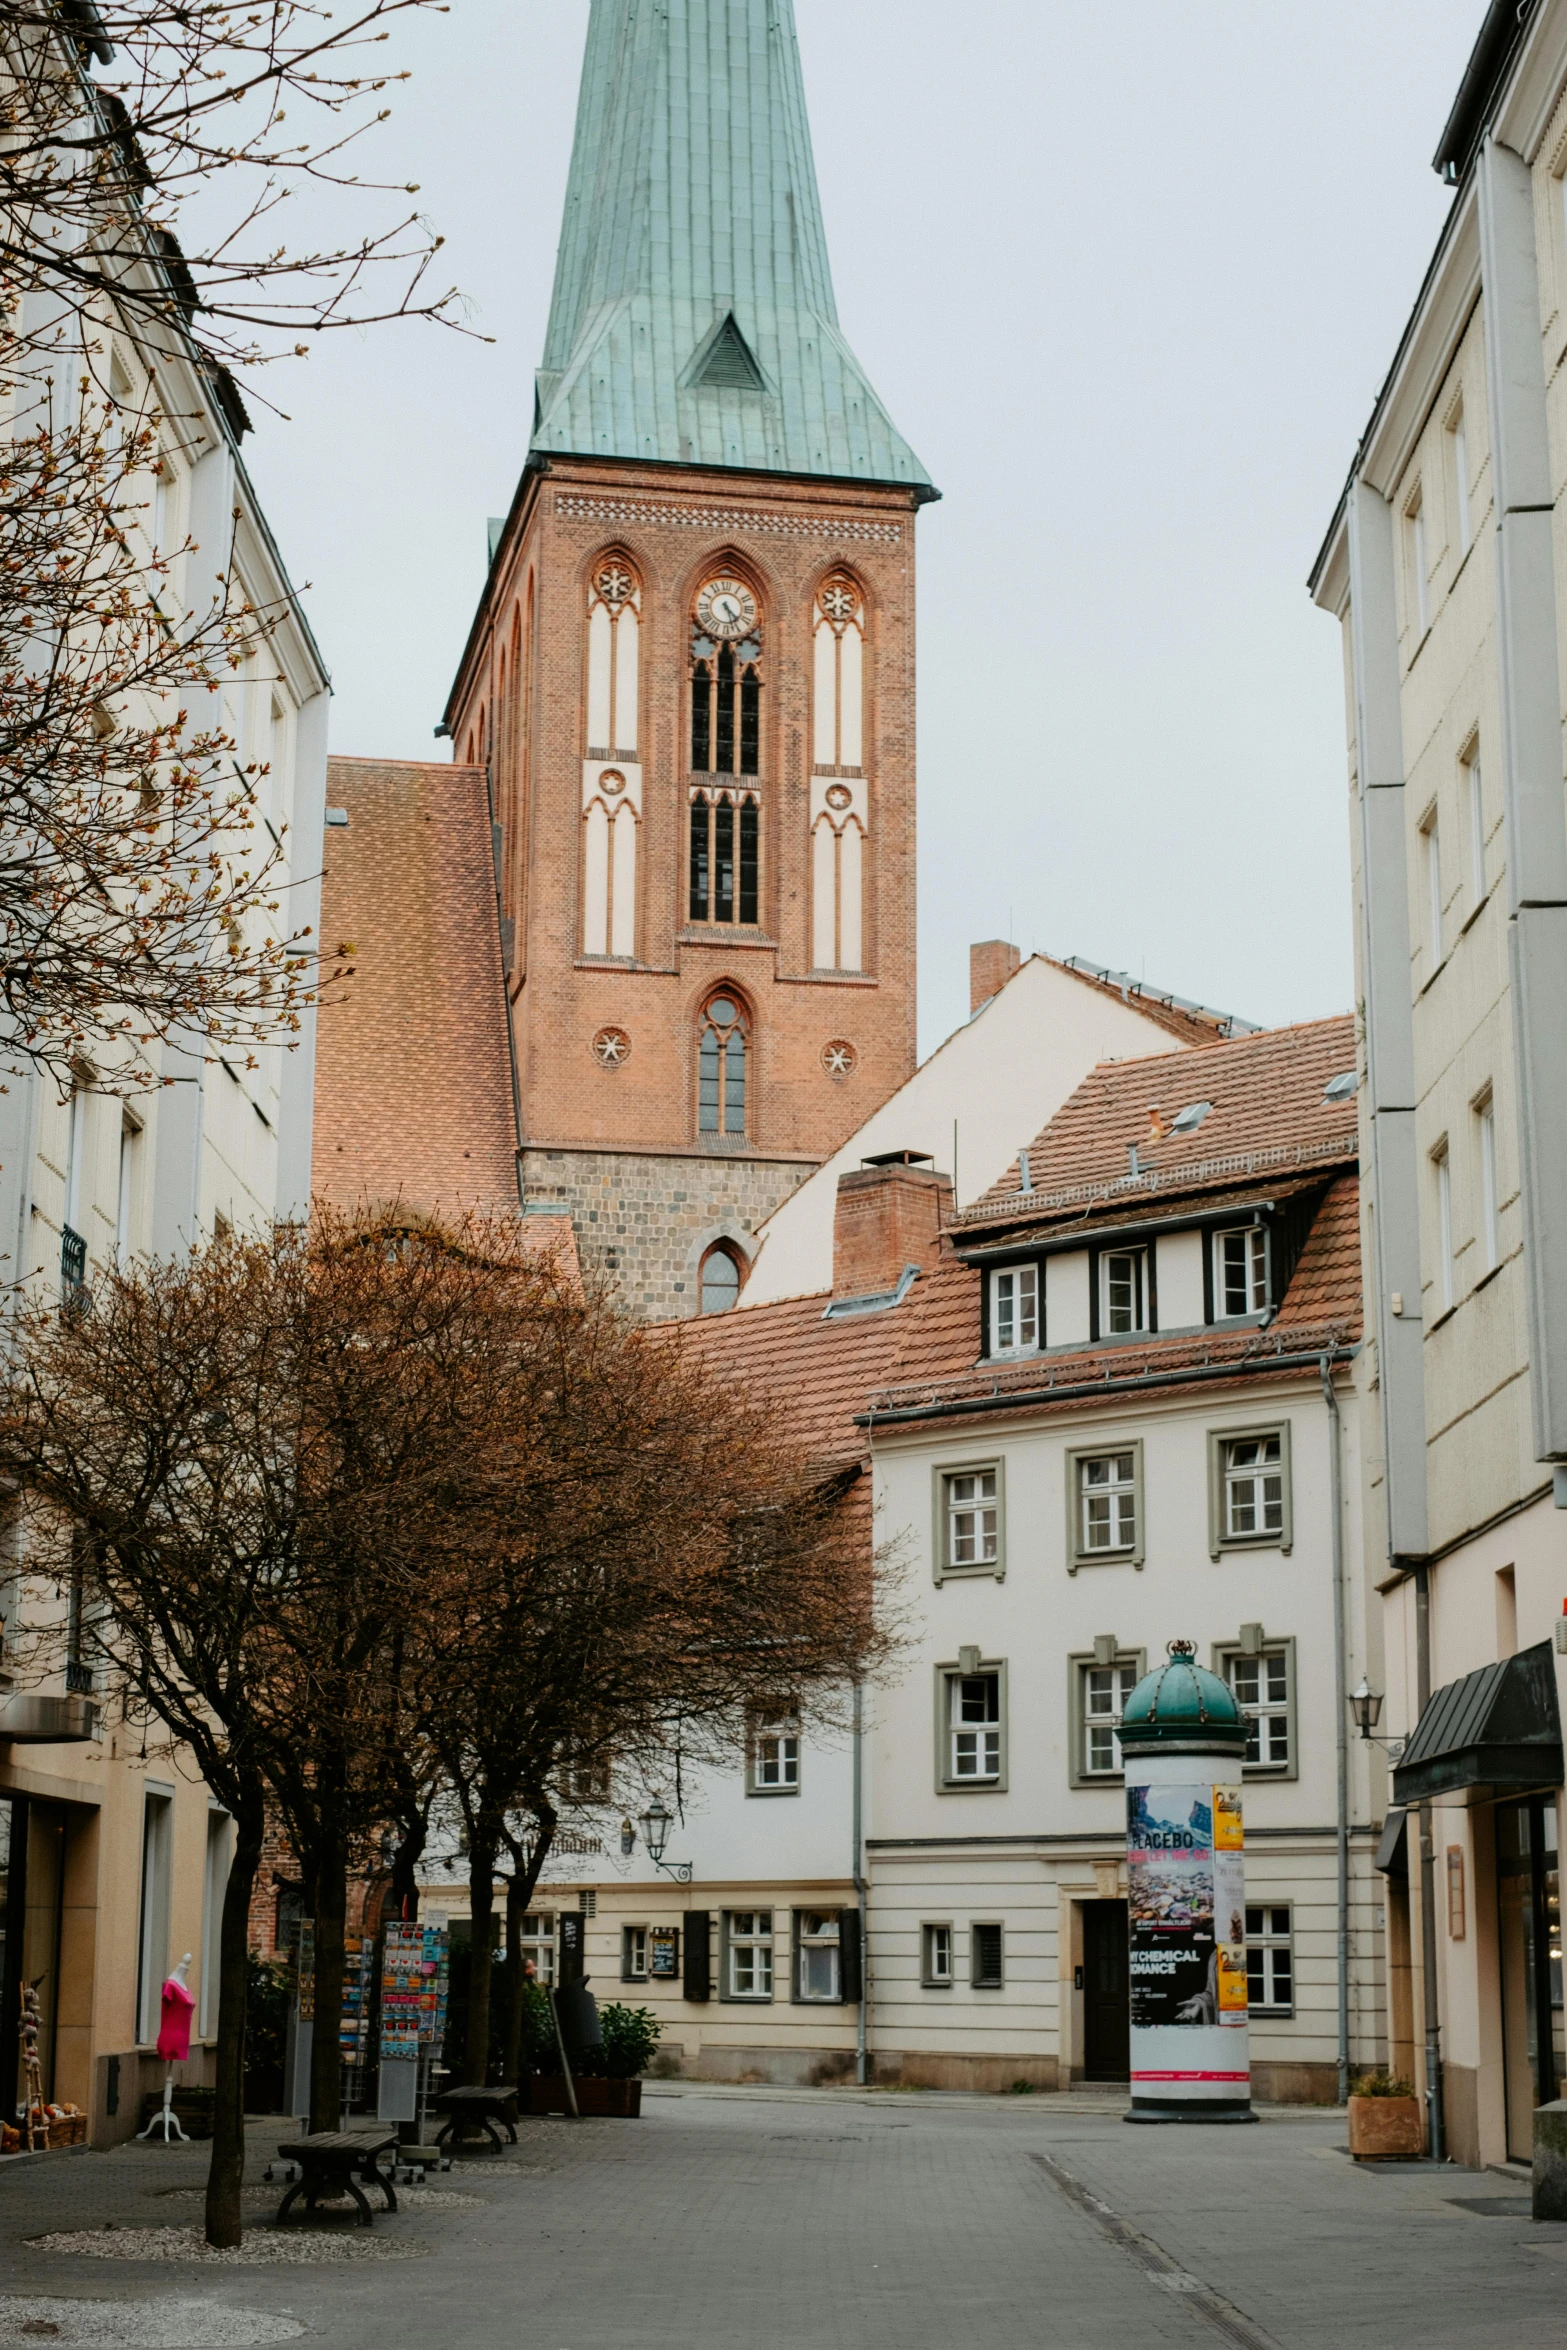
left=1349, top=1678, right=1384, bottom=1740
left=637, top=1798, right=692, bottom=1882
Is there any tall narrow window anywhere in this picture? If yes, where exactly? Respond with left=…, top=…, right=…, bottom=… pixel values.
left=689, top=793, right=759, bottom=925
left=136, top=1790, right=174, bottom=2044
left=1214, top=1226, right=1267, bottom=1318
left=990, top=1264, right=1038, bottom=1352
left=1407, top=490, right=1429, bottom=634
left=1476, top=1092, right=1499, bottom=1273
left=1450, top=407, right=1471, bottom=557
left=199, top=1810, right=232, bottom=2040
left=811, top=575, right=867, bottom=972
left=1101, top=1248, right=1147, bottom=1335
left=581, top=559, right=642, bottom=958
left=1433, top=1141, right=1453, bottom=1313
left=698, top=996, right=748, bottom=1138
left=116, top=1114, right=139, bottom=1264
left=1423, top=812, right=1442, bottom=966
left=1464, top=744, right=1485, bottom=905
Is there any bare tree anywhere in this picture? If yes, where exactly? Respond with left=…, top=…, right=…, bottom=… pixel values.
left=0, top=2, right=458, bottom=1087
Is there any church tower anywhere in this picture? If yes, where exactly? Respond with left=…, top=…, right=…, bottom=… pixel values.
left=444, top=0, right=935, bottom=1316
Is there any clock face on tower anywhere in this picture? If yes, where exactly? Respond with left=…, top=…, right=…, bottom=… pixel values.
left=696, top=577, right=757, bottom=641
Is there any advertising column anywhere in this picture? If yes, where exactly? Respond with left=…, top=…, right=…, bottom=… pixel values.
left=1119, top=1639, right=1255, bottom=2124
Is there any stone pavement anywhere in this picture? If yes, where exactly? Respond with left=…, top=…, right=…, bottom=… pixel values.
left=0, top=2086, right=1562, bottom=2349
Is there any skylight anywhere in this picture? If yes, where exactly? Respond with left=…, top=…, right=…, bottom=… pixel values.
left=1169, top=1101, right=1212, bottom=1135
left=1323, top=1071, right=1358, bottom=1102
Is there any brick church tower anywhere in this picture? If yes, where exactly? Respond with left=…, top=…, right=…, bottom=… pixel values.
left=443, top=0, right=935, bottom=1316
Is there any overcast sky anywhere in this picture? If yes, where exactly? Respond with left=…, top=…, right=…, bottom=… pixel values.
left=241, top=0, right=1482, bottom=1057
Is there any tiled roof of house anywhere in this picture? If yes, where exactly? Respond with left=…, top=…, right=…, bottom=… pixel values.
left=312, top=757, right=519, bottom=1217
left=1048, top=958, right=1255, bottom=1048
left=966, top=1013, right=1358, bottom=1228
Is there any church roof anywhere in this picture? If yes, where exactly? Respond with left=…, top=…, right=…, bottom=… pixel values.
left=532, top=0, right=933, bottom=494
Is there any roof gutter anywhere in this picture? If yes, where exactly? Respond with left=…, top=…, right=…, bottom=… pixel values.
left=857, top=1341, right=1357, bottom=1433
left=1433, top=0, right=1539, bottom=183
left=952, top=1195, right=1281, bottom=1266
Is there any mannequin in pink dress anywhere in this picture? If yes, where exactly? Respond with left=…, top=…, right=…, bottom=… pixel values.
left=138, top=1952, right=194, bottom=2143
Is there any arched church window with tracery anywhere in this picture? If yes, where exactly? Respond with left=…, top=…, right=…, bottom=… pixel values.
left=690, top=574, right=762, bottom=927
left=698, top=993, right=748, bottom=1138
left=700, top=1242, right=743, bottom=1314
left=582, top=556, right=643, bottom=958
left=810, top=573, right=867, bottom=973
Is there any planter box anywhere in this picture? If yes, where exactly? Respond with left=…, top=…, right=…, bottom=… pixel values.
left=527, top=2074, right=642, bottom=2118
left=1347, top=2094, right=1423, bottom=2160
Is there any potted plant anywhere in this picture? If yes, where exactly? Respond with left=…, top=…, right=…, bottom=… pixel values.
left=529, top=2000, right=660, bottom=2117
left=1347, top=2069, right=1423, bottom=2159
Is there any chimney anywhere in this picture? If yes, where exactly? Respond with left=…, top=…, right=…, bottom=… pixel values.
left=970, top=938, right=1021, bottom=1013
left=832, top=1154, right=952, bottom=1300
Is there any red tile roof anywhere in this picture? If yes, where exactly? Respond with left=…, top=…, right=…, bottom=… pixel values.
left=1046, top=957, right=1253, bottom=1048
left=313, top=757, right=519, bottom=1217
left=967, top=1013, right=1357, bottom=1227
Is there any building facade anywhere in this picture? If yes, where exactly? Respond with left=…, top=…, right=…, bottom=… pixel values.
left=439, top=0, right=936, bottom=1316
left=0, top=243, right=330, bottom=2144
left=1309, top=0, right=1567, bottom=2168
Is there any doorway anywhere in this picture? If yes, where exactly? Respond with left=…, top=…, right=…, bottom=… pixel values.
left=1081, top=1900, right=1129, bottom=2081
left=1497, top=1795, right=1563, bottom=2162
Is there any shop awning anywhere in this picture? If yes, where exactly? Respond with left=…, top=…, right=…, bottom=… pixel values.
left=1392, top=1640, right=1562, bottom=1806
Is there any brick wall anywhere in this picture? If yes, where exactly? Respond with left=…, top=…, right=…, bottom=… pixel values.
left=520, top=1144, right=810, bottom=1318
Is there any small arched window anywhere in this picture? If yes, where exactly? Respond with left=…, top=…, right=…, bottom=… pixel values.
left=700, top=1243, right=743, bottom=1314
left=698, top=994, right=748, bottom=1137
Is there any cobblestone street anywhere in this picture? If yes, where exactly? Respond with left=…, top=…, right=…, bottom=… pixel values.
left=0, top=2088, right=1563, bottom=2349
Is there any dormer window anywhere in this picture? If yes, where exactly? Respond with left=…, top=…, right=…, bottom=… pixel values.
left=1101, top=1248, right=1148, bottom=1337
left=990, top=1264, right=1038, bottom=1354
left=1214, top=1226, right=1267, bottom=1318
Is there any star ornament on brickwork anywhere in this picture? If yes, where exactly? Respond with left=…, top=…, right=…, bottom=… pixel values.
left=819, top=581, right=859, bottom=624
left=596, top=564, right=634, bottom=607
left=591, top=1026, right=632, bottom=1069
left=821, top=1039, right=857, bottom=1079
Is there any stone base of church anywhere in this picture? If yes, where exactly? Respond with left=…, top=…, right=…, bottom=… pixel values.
left=519, top=1144, right=815, bottom=1319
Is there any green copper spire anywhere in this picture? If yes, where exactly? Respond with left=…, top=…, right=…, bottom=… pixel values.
left=532, top=0, right=933, bottom=493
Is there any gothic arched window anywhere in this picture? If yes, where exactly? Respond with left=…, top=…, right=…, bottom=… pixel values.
left=810, top=573, right=867, bottom=972
left=700, top=1242, right=743, bottom=1314
left=582, top=556, right=643, bottom=958
left=698, top=994, right=748, bottom=1137
left=690, top=574, right=762, bottom=927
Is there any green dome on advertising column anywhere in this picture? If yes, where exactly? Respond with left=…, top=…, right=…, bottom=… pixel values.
left=1118, top=1640, right=1250, bottom=1757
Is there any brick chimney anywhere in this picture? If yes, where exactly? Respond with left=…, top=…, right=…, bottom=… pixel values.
left=970, top=938, right=1021, bottom=1012
left=832, top=1154, right=952, bottom=1300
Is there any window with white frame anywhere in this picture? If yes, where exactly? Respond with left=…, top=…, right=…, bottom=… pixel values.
left=991, top=1264, right=1038, bottom=1353
left=1428, top=824, right=1448, bottom=961
left=1433, top=1140, right=1453, bottom=1313
left=1080, top=1659, right=1138, bottom=1777
left=1078, top=1451, right=1137, bottom=1555
left=1225, top=1648, right=1292, bottom=1770
left=1214, top=1225, right=1267, bottom=1318
left=1245, top=1904, right=1294, bottom=2013
left=922, top=1923, right=953, bottom=1987
left=945, top=1670, right=1002, bottom=1784
left=519, top=1913, right=555, bottom=1984
left=795, top=1910, right=841, bottom=2001
left=622, top=1925, right=648, bottom=1982
left=1222, top=1433, right=1284, bottom=1541
left=1464, top=743, right=1484, bottom=905
left=725, top=1910, right=773, bottom=1999
left=1100, top=1248, right=1148, bottom=1336
left=1476, top=1093, right=1499, bottom=1274
left=748, top=1708, right=800, bottom=1795
left=942, top=1466, right=999, bottom=1574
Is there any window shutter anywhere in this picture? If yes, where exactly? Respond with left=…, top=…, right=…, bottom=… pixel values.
left=683, top=1910, right=712, bottom=2002
left=839, top=1909, right=863, bottom=2005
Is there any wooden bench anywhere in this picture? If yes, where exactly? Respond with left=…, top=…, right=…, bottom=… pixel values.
left=434, top=2084, right=519, bottom=2153
left=275, top=2130, right=399, bottom=2227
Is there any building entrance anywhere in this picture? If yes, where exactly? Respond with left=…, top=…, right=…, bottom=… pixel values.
left=0, top=1793, right=66, bottom=2118
left=1497, top=1794, right=1563, bottom=2161
left=1081, top=1900, right=1129, bottom=2081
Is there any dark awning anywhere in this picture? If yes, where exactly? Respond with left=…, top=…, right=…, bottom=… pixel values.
left=1392, top=1640, right=1563, bottom=1807
left=1374, top=1808, right=1408, bottom=1878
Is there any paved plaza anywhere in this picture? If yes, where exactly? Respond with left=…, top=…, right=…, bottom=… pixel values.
left=0, top=2086, right=1563, bottom=2349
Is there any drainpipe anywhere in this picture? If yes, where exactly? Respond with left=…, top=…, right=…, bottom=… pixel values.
left=852, top=1679, right=869, bottom=2085
left=1415, top=1564, right=1445, bottom=2161
left=1320, top=1356, right=1350, bottom=2107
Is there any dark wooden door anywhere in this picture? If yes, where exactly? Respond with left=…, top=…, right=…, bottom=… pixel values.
left=1082, top=1901, right=1129, bottom=2081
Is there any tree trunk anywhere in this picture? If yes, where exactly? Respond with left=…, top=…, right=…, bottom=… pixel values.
left=389, top=1805, right=425, bottom=1925
left=500, top=1813, right=555, bottom=2087
left=464, top=1830, right=499, bottom=2085
left=203, top=1791, right=263, bottom=2250
left=309, top=1828, right=349, bottom=2131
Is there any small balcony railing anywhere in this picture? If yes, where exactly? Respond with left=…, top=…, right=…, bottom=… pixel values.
left=60, top=1224, right=87, bottom=1300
